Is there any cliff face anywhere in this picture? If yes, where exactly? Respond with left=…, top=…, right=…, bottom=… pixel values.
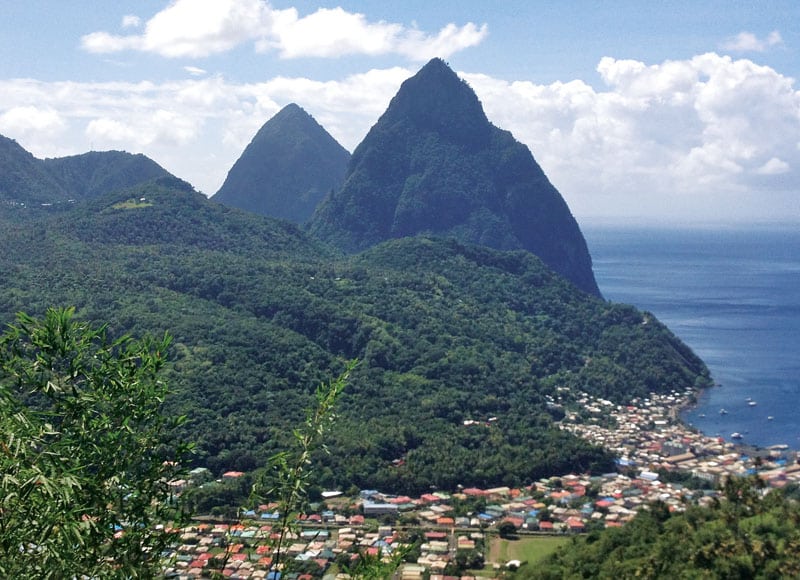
left=309, top=59, right=600, bottom=296
left=213, top=104, right=350, bottom=224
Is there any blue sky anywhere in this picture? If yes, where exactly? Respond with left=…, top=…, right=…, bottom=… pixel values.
left=1, top=1, right=798, bottom=224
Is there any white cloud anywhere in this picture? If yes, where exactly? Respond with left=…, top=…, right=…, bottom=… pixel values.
left=80, top=0, right=486, bottom=61
left=85, top=109, right=200, bottom=150
left=266, top=7, right=487, bottom=60
left=81, top=31, right=141, bottom=55
left=184, top=66, right=207, bottom=76
left=396, top=22, right=488, bottom=61
left=0, top=105, right=66, bottom=135
left=85, top=117, right=139, bottom=143
left=0, top=53, right=797, bottom=221
left=466, top=52, right=800, bottom=221
left=720, top=30, right=783, bottom=52
left=121, top=15, right=141, bottom=29
left=140, top=0, right=274, bottom=58
left=82, top=0, right=277, bottom=57
left=264, top=7, right=405, bottom=58
left=756, top=157, right=790, bottom=175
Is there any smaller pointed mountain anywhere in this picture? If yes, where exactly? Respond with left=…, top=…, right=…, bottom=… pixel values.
left=212, top=104, right=350, bottom=224
left=309, top=58, right=601, bottom=296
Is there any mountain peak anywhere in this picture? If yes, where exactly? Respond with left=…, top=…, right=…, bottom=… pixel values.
left=412, top=57, right=462, bottom=86
left=271, top=102, right=307, bottom=119
left=43, top=150, right=172, bottom=200
left=212, top=103, right=350, bottom=223
left=379, top=58, right=490, bottom=145
left=309, top=62, right=601, bottom=296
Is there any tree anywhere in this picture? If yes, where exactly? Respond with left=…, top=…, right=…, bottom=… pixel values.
left=498, top=520, right=518, bottom=539
left=253, top=360, right=355, bottom=577
left=342, top=546, right=409, bottom=580
left=0, top=307, right=189, bottom=578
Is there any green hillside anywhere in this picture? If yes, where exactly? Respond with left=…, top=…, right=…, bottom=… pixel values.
left=0, top=180, right=709, bottom=494
left=42, top=150, right=171, bottom=200
left=0, top=134, right=173, bottom=207
left=0, top=135, right=69, bottom=204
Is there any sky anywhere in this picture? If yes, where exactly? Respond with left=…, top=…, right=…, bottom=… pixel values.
left=1, top=0, right=798, bottom=225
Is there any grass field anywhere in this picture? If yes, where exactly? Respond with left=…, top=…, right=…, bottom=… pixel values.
left=489, top=534, right=570, bottom=566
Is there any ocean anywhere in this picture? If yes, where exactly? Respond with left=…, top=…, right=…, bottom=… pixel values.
left=583, top=225, right=800, bottom=450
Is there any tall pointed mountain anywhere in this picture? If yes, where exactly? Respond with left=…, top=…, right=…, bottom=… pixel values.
left=212, top=103, right=350, bottom=224
left=309, top=59, right=600, bottom=296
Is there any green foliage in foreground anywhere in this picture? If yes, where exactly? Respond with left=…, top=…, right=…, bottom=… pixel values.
left=0, top=182, right=710, bottom=493
left=193, top=362, right=353, bottom=579
left=523, top=477, right=800, bottom=579
left=255, top=361, right=354, bottom=578
left=0, top=307, right=188, bottom=579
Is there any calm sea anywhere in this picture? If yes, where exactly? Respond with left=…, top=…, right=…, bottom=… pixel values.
left=583, top=225, right=800, bottom=450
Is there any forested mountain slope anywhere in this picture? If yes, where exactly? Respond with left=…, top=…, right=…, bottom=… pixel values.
left=0, top=134, right=70, bottom=204
left=0, top=180, right=708, bottom=493
left=42, top=150, right=171, bottom=200
left=213, top=103, right=350, bottom=224
left=0, top=134, right=172, bottom=206
left=309, top=59, right=600, bottom=296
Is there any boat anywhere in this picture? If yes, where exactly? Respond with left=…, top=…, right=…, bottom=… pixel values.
left=768, top=416, right=774, bottom=421
left=731, top=432, right=743, bottom=439
left=748, top=401, right=757, bottom=407
left=719, top=408, right=728, bottom=415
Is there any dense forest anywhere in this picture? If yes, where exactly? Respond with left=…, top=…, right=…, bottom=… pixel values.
left=0, top=178, right=709, bottom=494
left=525, top=477, right=800, bottom=579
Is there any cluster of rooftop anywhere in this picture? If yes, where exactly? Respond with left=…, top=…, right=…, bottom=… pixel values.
left=161, top=388, right=800, bottom=578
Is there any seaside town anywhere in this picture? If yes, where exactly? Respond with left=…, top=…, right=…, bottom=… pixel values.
left=161, top=388, right=800, bottom=579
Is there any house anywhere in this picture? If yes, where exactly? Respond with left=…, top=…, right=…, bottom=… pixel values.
left=189, top=467, right=213, bottom=483
left=363, top=502, right=398, bottom=518
left=566, top=517, right=585, bottom=533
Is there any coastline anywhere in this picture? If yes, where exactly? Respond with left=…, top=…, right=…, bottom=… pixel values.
left=587, top=225, right=800, bottom=457
left=679, top=382, right=798, bottom=454
left=560, top=388, right=798, bottom=486
left=676, top=389, right=785, bottom=460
